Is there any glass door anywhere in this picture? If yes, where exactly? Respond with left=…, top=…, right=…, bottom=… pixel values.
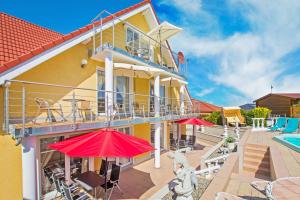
left=97, top=69, right=105, bottom=115
left=116, top=127, right=132, bottom=167
left=115, top=76, right=130, bottom=116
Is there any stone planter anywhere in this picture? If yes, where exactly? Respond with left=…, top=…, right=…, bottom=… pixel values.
left=227, top=142, right=235, bottom=151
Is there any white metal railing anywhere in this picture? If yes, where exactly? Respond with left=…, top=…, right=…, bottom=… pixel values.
left=91, top=10, right=188, bottom=77
left=3, top=80, right=199, bottom=137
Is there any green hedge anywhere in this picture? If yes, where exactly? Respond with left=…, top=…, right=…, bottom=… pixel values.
left=241, top=107, right=271, bottom=126
left=204, top=111, right=223, bottom=125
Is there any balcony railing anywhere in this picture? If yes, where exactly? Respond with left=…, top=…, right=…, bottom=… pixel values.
left=91, top=10, right=188, bottom=77
left=4, top=80, right=199, bottom=138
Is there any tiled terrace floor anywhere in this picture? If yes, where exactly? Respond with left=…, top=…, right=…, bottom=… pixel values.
left=109, top=141, right=211, bottom=200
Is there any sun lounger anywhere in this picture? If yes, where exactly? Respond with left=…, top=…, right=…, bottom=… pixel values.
left=215, top=192, right=245, bottom=200
left=282, top=118, right=299, bottom=133
left=269, top=117, right=286, bottom=131
left=250, top=176, right=300, bottom=200
left=195, top=165, right=220, bottom=177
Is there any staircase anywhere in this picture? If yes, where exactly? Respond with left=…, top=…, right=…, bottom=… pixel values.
left=243, top=144, right=270, bottom=178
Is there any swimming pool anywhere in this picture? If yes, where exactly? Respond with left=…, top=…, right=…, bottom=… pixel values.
left=273, top=134, right=300, bottom=152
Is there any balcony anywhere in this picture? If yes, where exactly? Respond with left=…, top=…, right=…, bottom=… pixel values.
left=89, top=10, right=188, bottom=79
left=4, top=80, right=199, bottom=138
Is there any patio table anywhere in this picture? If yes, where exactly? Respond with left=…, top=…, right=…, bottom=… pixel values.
left=63, top=98, right=88, bottom=121
left=77, top=171, right=105, bottom=199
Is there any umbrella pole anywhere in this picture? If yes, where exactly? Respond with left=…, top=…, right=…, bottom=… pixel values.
left=104, top=157, right=108, bottom=200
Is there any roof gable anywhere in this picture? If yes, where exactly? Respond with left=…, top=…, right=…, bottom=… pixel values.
left=192, top=99, right=221, bottom=113
left=254, top=93, right=300, bottom=102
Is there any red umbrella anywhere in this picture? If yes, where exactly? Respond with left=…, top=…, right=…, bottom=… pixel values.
left=49, top=128, right=154, bottom=199
left=176, top=117, right=215, bottom=126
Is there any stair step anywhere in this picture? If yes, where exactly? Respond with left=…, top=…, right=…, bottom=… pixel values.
left=243, top=168, right=270, bottom=176
left=243, top=163, right=270, bottom=172
left=245, top=143, right=269, bottom=150
left=244, top=147, right=269, bottom=154
left=244, top=158, right=270, bottom=168
left=244, top=152, right=270, bottom=160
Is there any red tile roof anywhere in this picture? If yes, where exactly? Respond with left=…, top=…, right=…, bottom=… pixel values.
left=254, top=93, right=300, bottom=102
left=192, top=99, right=221, bottom=113
left=0, top=0, right=151, bottom=75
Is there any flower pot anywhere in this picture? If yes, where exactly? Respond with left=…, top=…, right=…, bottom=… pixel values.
left=227, top=142, right=235, bottom=151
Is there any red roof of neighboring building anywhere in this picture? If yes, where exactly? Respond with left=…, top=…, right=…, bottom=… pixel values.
left=0, top=0, right=151, bottom=75
left=254, top=93, right=300, bottom=102
left=192, top=99, right=221, bottom=113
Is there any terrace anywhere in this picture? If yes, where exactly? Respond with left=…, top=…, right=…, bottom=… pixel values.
left=4, top=80, right=198, bottom=138
left=89, top=10, right=188, bottom=79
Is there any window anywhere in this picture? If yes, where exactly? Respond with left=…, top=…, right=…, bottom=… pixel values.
left=150, top=124, right=165, bottom=150
left=126, top=27, right=139, bottom=51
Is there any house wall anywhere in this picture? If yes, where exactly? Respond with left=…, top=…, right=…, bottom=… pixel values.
left=133, top=123, right=151, bottom=163
left=256, top=95, right=292, bottom=117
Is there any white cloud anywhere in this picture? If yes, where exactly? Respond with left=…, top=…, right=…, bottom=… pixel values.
left=166, top=0, right=300, bottom=103
left=159, top=0, right=202, bottom=15
left=196, top=87, right=215, bottom=97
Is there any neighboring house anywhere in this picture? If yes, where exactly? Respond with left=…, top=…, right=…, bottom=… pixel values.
left=0, top=1, right=196, bottom=199
left=191, top=98, right=221, bottom=116
left=254, top=93, right=300, bottom=117
left=240, top=103, right=256, bottom=110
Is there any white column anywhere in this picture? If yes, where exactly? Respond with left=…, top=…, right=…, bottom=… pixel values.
left=154, top=74, right=161, bottom=168
left=22, top=136, right=38, bottom=200
left=105, top=54, right=114, bottom=118
left=180, top=85, right=185, bottom=115
left=89, top=157, right=94, bottom=171
left=64, top=136, right=71, bottom=184
left=252, top=118, right=255, bottom=129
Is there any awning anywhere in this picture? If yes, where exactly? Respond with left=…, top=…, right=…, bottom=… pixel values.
left=114, top=63, right=162, bottom=78
left=161, top=77, right=188, bottom=86
left=147, top=21, right=182, bottom=46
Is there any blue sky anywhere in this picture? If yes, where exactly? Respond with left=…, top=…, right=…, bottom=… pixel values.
left=2, top=0, right=300, bottom=106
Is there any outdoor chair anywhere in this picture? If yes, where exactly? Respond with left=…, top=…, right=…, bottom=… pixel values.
left=250, top=176, right=300, bottom=200
left=282, top=118, right=299, bottom=133
left=269, top=117, right=286, bottom=131
left=178, top=140, right=187, bottom=149
left=97, top=159, right=108, bottom=177
left=215, top=192, right=245, bottom=200
left=33, top=97, right=66, bottom=123
left=78, top=100, right=93, bottom=121
left=132, top=103, right=145, bottom=118
left=53, top=174, right=65, bottom=198
left=61, top=181, right=90, bottom=200
left=170, top=139, right=178, bottom=150
left=101, top=163, right=122, bottom=199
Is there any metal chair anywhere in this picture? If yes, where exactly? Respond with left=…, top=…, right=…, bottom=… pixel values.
left=97, top=159, right=108, bottom=177
left=61, top=181, right=90, bottom=200
left=33, top=97, right=65, bottom=123
left=78, top=100, right=93, bottom=121
left=101, top=164, right=122, bottom=199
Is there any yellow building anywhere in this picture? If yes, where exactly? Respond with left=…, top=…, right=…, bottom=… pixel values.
left=0, top=1, right=197, bottom=199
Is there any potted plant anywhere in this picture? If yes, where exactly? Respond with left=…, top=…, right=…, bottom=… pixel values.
left=226, top=136, right=236, bottom=151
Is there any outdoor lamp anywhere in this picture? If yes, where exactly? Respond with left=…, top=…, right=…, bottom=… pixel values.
left=81, top=59, right=88, bottom=68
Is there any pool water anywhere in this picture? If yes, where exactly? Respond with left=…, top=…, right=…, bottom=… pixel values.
left=273, top=134, right=300, bottom=152
left=284, top=137, right=300, bottom=147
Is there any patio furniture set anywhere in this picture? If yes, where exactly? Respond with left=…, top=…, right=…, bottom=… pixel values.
left=44, top=159, right=122, bottom=200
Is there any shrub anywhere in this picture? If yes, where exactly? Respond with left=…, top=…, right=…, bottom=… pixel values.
left=225, top=136, right=235, bottom=143
left=241, top=107, right=271, bottom=126
left=204, top=111, right=223, bottom=125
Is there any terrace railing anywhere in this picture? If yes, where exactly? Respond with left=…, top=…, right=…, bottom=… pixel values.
left=3, top=80, right=199, bottom=138
left=90, top=10, right=188, bottom=77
